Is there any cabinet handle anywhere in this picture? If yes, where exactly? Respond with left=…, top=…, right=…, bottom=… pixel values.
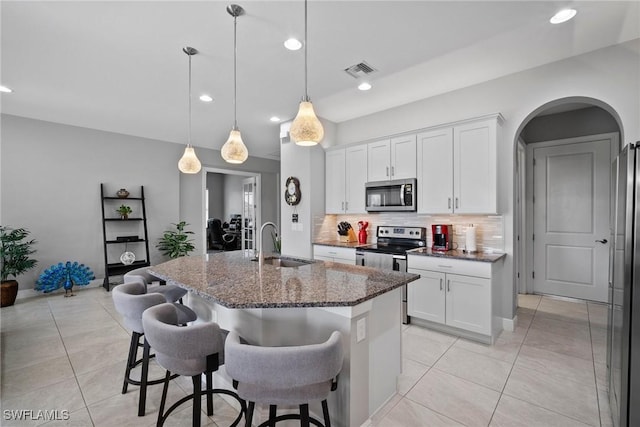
left=391, top=166, right=395, bottom=176
left=437, top=264, right=453, bottom=268
left=448, top=198, right=452, bottom=209
left=341, top=201, right=344, bottom=211
left=345, top=201, right=349, bottom=211
left=455, top=198, right=459, bottom=209
left=447, top=280, right=450, bottom=292
left=439, top=278, right=443, bottom=291
left=386, top=167, right=389, bottom=177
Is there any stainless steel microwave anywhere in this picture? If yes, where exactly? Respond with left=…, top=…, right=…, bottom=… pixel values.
left=365, top=178, right=416, bottom=212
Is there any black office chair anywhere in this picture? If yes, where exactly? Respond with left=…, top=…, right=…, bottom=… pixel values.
left=208, top=219, right=236, bottom=251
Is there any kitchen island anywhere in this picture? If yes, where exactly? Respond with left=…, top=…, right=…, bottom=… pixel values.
left=150, top=251, right=419, bottom=427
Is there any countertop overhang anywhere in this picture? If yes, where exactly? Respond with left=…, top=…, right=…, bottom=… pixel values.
left=149, top=251, right=419, bottom=309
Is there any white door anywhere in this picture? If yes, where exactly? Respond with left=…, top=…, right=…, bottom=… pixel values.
left=390, top=134, right=417, bottom=179
left=407, top=269, right=446, bottom=324
left=532, top=139, right=610, bottom=302
left=345, top=145, right=367, bottom=213
left=242, top=177, right=257, bottom=251
left=417, top=128, right=453, bottom=214
left=367, top=139, right=391, bottom=181
left=325, top=149, right=346, bottom=214
left=446, top=273, right=491, bottom=334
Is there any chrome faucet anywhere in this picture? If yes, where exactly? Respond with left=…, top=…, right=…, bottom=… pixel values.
left=258, top=221, right=279, bottom=267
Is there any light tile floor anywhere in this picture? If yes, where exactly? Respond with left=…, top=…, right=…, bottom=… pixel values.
left=1, top=288, right=612, bottom=427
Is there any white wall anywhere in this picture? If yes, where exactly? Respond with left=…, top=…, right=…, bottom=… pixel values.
left=206, top=173, right=224, bottom=221
left=223, top=174, right=244, bottom=221
left=1, top=114, right=280, bottom=289
left=334, top=40, right=640, bottom=320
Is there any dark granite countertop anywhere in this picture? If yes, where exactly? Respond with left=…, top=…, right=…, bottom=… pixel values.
left=149, top=251, right=419, bottom=309
left=407, top=248, right=506, bottom=263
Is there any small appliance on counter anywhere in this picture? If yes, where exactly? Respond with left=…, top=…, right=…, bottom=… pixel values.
left=357, top=221, right=369, bottom=244
left=432, top=224, right=453, bottom=251
left=337, top=221, right=357, bottom=242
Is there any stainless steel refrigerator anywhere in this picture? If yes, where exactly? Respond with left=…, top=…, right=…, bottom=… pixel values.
left=609, top=142, right=640, bottom=427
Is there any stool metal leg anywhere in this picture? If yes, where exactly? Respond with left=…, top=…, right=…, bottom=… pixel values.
left=321, top=400, right=331, bottom=427
left=139, top=337, right=151, bottom=416
left=157, top=370, right=171, bottom=427
left=269, top=405, right=277, bottom=427
left=192, top=376, right=201, bottom=427
left=300, top=404, right=310, bottom=427
left=122, top=331, right=140, bottom=394
left=245, top=402, right=255, bottom=427
left=206, top=370, right=214, bottom=416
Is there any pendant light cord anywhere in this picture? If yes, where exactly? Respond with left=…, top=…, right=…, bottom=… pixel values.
left=188, top=52, right=192, bottom=146
left=233, top=14, right=238, bottom=130
left=304, top=0, right=309, bottom=102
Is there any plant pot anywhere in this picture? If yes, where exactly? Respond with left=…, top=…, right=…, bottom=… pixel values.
left=1, top=280, right=19, bottom=307
left=120, top=214, right=128, bottom=220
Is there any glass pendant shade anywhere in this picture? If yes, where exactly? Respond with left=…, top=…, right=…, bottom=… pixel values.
left=178, top=145, right=202, bottom=173
left=291, top=101, right=324, bottom=146
left=221, top=128, right=248, bottom=164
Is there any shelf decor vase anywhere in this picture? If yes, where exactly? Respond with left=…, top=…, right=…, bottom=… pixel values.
left=116, top=188, right=130, bottom=198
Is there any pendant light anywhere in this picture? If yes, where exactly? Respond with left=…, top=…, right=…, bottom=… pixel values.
left=290, top=0, right=324, bottom=146
left=221, top=4, right=249, bottom=164
left=178, top=47, right=202, bottom=174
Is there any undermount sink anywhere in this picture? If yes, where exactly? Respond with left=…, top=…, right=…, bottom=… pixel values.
left=253, top=256, right=313, bottom=268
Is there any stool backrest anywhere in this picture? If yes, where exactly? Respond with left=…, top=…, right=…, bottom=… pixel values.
left=112, top=281, right=165, bottom=333
left=142, top=303, right=225, bottom=364
left=225, top=331, right=343, bottom=389
left=123, top=267, right=156, bottom=285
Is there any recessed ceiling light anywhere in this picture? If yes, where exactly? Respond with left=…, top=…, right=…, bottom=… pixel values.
left=270, top=116, right=281, bottom=122
left=284, top=38, right=302, bottom=51
left=199, top=94, right=213, bottom=102
left=0, top=85, right=13, bottom=93
left=550, top=8, right=577, bottom=24
left=358, top=82, right=372, bottom=91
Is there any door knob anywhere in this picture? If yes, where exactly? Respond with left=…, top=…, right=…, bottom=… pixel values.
left=595, top=239, right=608, bottom=244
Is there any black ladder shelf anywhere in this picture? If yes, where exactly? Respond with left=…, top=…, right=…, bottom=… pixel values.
left=100, top=184, right=151, bottom=291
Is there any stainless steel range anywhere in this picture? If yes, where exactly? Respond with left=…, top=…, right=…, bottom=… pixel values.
left=356, top=226, right=427, bottom=324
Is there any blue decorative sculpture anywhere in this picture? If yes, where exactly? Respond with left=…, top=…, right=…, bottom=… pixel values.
left=35, top=262, right=95, bottom=297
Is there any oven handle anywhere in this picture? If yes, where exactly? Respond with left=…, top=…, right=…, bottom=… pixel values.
left=393, top=257, right=407, bottom=272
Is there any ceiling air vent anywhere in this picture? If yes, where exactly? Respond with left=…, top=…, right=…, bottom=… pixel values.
left=344, top=61, right=377, bottom=79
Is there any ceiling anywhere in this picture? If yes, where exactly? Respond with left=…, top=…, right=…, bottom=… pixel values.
left=2, top=1, right=639, bottom=160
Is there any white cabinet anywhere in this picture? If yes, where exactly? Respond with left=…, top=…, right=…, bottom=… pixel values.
left=313, top=245, right=356, bottom=265
left=408, top=255, right=500, bottom=338
left=417, top=115, right=501, bottom=214
left=367, top=135, right=416, bottom=182
left=325, top=145, right=367, bottom=214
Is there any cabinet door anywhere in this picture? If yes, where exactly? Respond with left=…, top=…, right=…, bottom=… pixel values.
left=325, top=149, right=346, bottom=214
left=367, top=139, right=391, bottom=182
left=407, top=268, right=446, bottom=324
left=445, top=273, right=491, bottom=335
left=417, top=128, right=454, bottom=213
left=345, top=145, right=368, bottom=213
left=453, top=119, right=497, bottom=213
left=390, top=134, right=417, bottom=179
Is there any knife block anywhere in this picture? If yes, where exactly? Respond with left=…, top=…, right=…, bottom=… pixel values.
left=339, top=229, right=357, bottom=243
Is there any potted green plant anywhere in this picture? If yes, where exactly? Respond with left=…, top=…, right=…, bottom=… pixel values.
left=156, top=221, right=195, bottom=259
left=116, top=205, right=132, bottom=219
left=1, top=226, right=37, bottom=307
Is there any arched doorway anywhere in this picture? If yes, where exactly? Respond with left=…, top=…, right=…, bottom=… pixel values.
left=514, top=97, right=623, bottom=302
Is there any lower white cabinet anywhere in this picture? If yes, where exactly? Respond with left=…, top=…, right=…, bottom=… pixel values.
left=313, top=245, right=356, bottom=265
left=408, top=255, right=500, bottom=338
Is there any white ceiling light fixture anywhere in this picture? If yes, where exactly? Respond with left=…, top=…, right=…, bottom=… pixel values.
left=290, top=0, right=324, bottom=147
left=270, top=116, right=281, bottom=122
left=0, top=85, right=12, bottom=93
left=550, top=8, right=577, bottom=24
left=284, top=38, right=302, bottom=51
left=358, top=82, right=372, bottom=91
left=199, top=94, right=213, bottom=102
left=221, top=4, right=249, bottom=165
left=177, top=47, right=202, bottom=174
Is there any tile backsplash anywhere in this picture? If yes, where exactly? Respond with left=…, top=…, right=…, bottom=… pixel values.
left=314, top=213, right=504, bottom=253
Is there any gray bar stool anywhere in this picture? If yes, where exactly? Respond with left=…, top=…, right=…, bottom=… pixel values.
left=112, top=281, right=197, bottom=417
left=225, top=331, right=344, bottom=427
left=141, top=302, right=245, bottom=427
left=124, top=266, right=187, bottom=303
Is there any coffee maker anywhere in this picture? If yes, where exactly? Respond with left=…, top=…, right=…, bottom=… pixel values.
left=432, top=224, right=453, bottom=251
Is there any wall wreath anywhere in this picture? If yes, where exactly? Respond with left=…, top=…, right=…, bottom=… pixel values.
left=285, top=176, right=301, bottom=206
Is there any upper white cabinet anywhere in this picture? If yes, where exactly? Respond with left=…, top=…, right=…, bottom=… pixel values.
left=367, top=135, right=416, bottom=182
left=325, top=145, right=367, bottom=214
left=417, top=115, right=501, bottom=214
